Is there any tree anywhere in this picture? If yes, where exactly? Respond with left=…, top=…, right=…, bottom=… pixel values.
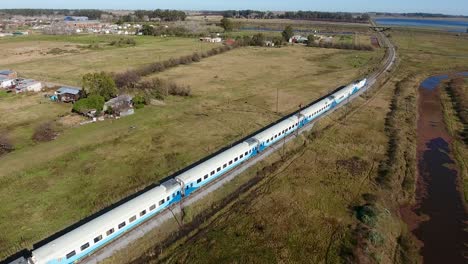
left=220, top=18, right=234, bottom=32
left=282, top=25, right=294, bottom=42
left=251, top=33, right=266, bottom=46
left=73, top=95, right=105, bottom=114
left=140, top=24, right=154, bottom=36
left=82, top=72, right=117, bottom=101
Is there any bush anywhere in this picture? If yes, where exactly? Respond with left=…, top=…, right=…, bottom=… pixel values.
left=114, top=70, right=141, bottom=89
left=355, top=205, right=378, bottom=227
left=32, top=122, right=58, bottom=142
left=73, top=95, right=105, bottom=114
left=0, top=134, right=14, bottom=156
left=133, top=95, right=146, bottom=109
left=110, top=38, right=136, bottom=47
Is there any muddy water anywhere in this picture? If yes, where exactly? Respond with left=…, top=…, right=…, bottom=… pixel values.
left=402, top=76, right=467, bottom=263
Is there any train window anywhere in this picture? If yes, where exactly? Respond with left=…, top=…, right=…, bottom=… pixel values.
left=229, top=160, right=233, bottom=165
left=150, top=204, right=156, bottom=211
left=66, top=251, right=76, bottom=259
left=266, top=139, right=269, bottom=143
left=240, top=154, right=243, bottom=159
left=81, top=243, right=90, bottom=251
left=159, top=199, right=164, bottom=206
left=217, top=167, right=221, bottom=172
left=204, top=174, right=208, bottom=179
left=211, top=170, right=215, bottom=175
left=197, top=178, right=201, bottom=183
left=172, top=193, right=176, bottom=198
left=140, top=210, right=146, bottom=217
left=245, top=151, right=248, bottom=156
left=129, top=216, right=136, bottom=223
left=274, top=135, right=277, bottom=138
left=234, top=157, right=238, bottom=162
left=186, top=186, right=189, bottom=190
left=94, top=235, right=103, bottom=243
left=177, top=191, right=180, bottom=195
left=190, top=183, right=193, bottom=187
left=223, top=164, right=227, bottom=169
left=118, top=222, right=126, bottom=229
left=107, top=228, right=115, bottom=236
left=270, top=137, right=273, bottom=141
left=167, top=196, right=170, bottom=201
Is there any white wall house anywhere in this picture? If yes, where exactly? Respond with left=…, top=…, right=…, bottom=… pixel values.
left=16, top=80, right=42, bottom=93
left=0, top=77, right=14, bottom=88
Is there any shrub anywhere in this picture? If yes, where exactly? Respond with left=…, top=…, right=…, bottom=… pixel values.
left=0, top=134, right=14, bottom=156
left=114, top=70, right=141, bottom=89
left=32, top=122, right=58, bottom=142
left=133, top=95, right=146, bottom=109
left=73, top=95, right=105, bottom=114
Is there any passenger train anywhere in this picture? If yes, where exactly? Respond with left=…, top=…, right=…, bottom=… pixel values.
left=11, top=79, right=367, bottom=264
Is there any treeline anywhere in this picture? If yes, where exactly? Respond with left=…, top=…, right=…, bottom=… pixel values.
left=120, top=9, right=186, bottom=22
left=307, top=39, right=374, bottom=51
left=218, top=10, right=369, bottom=22
left=113, top=45, right=235, bottom=89
left=0, top=9, right=106, bottom=19
left=282, top=11, right=370, bottom=22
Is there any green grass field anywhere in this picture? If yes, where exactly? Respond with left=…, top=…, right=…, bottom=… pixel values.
left=0, top=35, right=218, bottom=85
left=0, top=42, right=383, bottom=258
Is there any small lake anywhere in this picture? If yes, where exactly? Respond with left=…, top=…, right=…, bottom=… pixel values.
left=375, top=18, right=468, bottom=32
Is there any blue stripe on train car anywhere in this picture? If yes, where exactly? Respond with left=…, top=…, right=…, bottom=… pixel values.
left=48, top=191, right=181, bottom=264
left=183, top=151, right=256, bottom=196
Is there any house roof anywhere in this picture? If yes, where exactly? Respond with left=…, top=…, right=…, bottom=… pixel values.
left=57, top=87, right=81, bottom=95
left=105, top=94, right=133, bottom=106
left=0, top=70, right=15, bottom=75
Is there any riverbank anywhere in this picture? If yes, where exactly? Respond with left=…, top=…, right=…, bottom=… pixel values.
left=401, top=74, right=467, bottom=264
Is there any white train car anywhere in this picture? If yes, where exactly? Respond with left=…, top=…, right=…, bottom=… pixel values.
left=299, top=97, right=333, bottom=124
left=175, top=141, right=257, bottom=195
left=31, top=180, right=180, bottom=264
left=252, top=115, right=300, bottom=152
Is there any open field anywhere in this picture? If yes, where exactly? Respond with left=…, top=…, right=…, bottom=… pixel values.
left=0, top=91, right=72, bottom=150
left=102, top=29, right=468, bottom=263
left=0, top=43, right=383, bottom=258
left=0, top=35, right=218, bottom=85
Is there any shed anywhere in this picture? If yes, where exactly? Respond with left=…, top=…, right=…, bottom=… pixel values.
left=55, top=87, right=83, bottom=103
left=104, top=94, right=134, bottom=117
left=0, top=77, right=14, bottom=89
left=0, top=70, right=17, bottom=79
left=15, top=79, right=42, bottom=93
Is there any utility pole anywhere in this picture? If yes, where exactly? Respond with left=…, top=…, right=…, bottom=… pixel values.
left=276, top=87, right=279, bottom=114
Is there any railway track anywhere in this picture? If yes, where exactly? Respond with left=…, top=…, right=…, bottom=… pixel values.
left=79, top=25, right=397, bottom=264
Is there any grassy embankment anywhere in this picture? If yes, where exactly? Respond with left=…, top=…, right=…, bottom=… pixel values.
left=440, top=77, right=468, bottom=202
left=0, top=44, right=380, bottom=259
left=103, top=29, right=468, bottom=264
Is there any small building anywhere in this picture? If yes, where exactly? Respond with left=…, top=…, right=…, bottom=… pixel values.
left=55, top=87, right=83, bottom=103
left=200, top=37, right=222, bottom=43
left=15, top=79, right=42, bottom=93
left=64, top=16, right=89, bottom=22
left=264, top=40, right=275, bottom=47
left=0, top=77, right=14, bottom=89
left=0, top=70, right=17, bottom=79
left=104, top=94, right=134, bottom=117
left=289, top=35, right=308, bottom=44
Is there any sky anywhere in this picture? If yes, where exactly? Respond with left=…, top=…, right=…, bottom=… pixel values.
left=0, top=0, right=467, bottom=16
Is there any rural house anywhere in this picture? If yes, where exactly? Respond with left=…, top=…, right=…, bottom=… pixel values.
left=0, top=76, right=14, bottom=89
left=0, top=69, right=17, bottom=79
left=15, top=79, right=42, bottom=93
left=54, top=87, right=83, bottom=103
left=103, top=94, right=134, bottom=117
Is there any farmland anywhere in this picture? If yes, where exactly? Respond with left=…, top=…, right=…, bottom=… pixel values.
left=102, top=29, right=468, bottom=263
left=0, top=36, right=383, bottom=258
left=0, top=35, right=218, bottom=85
